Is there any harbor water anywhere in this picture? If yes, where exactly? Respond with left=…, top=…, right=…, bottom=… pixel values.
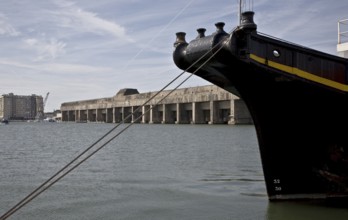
left=1, top=122, right=348, bottom=219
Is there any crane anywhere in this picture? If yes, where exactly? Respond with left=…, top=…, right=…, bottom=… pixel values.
left=43, top=92, right=49, bottom=111
left=35, top=92, right=49, bottom=121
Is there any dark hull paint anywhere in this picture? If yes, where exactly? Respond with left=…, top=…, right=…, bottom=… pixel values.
left=173, top=13, right=348, bottom=200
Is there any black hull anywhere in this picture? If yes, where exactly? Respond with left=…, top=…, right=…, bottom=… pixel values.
left=173, top=12, right=348, bottom=200
left=227, top=61, right=348, bottom=200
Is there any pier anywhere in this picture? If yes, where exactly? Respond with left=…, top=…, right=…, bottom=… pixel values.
left=60, top=85, right=252, bottom=124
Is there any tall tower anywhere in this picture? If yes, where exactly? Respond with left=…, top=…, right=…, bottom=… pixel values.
left=337, top=19, right=348, bottom=58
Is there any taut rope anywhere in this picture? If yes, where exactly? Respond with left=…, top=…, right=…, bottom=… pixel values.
left=0, top=29, right=233, bottom=220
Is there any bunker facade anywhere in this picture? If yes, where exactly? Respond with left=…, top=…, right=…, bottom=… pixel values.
left=60, top=85, right=252, bottom=124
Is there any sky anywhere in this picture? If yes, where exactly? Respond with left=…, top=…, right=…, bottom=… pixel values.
left=0, top=0, right=347, bottom=112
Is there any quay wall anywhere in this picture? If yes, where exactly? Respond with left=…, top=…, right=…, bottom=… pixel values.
left=60, top=85, right=252, bottom=125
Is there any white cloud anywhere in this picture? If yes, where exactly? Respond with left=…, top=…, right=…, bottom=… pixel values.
left=24, top=37, right=67, bottom=61
left=52, top=0, right=132, bottom=41
left=0, top=13, right=20, bottom=36
left=0, top=59, right=112, bottom=74
left=0, top=0, right=347, bottom=112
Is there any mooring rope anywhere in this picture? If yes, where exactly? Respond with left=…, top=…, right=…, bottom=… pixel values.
left=0, top=30, right=233, bottom=220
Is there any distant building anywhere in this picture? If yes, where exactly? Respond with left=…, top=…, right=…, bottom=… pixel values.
left=44, top=110, right=62, bottom=122
left=0, top=93, right=43, bottom=120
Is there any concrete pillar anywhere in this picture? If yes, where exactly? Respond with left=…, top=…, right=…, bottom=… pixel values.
left=104, top=108, right=107, bottom=123
left=192, top=102, right=205, bottom=124
left=150, top=105, right=160, bottom=124
left=74, top=110, right=78, bottom=122
left=175, top=103, right=182, bottom=124
left=149, top=106, right=153, bottom=123
left=131, top=106, right=135, bottom=123
left=121, top=107, right=125, bottom=121
left=192, top=103, right=196, bottom=124
left=96, top=109, right=102, bottom=122
left=112, top=107, right=116, bottom=123
left=209, top=101, right=218, bottom=124
left=87, top=109, right=91, bottom=122
left=76, top=110, right=80, bottom=122
left=106, top=108, right=113, bottom=123
left=132, top=106, right=141, bottom=123
left=142, top=105, right=150, bottom=123
left=228, top=100, right=235, bottom=124
left=140, top=106, right=144, bottom=123
left=162, top=104, right=170, bottom=123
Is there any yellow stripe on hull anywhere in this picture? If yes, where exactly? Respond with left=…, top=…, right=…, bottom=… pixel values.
left=250, top=54, right=348, bottom=92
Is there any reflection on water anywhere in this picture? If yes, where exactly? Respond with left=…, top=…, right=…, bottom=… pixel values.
left=1, top=123, right=348, bottom=219
left=267, top=200, right=348, bottom=220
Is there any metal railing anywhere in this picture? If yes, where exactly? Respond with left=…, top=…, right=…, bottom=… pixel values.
left=338, top=18, right=348, bottom=44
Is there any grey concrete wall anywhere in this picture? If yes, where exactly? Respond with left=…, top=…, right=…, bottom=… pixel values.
left=60, top=85, right=252, bottom=125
